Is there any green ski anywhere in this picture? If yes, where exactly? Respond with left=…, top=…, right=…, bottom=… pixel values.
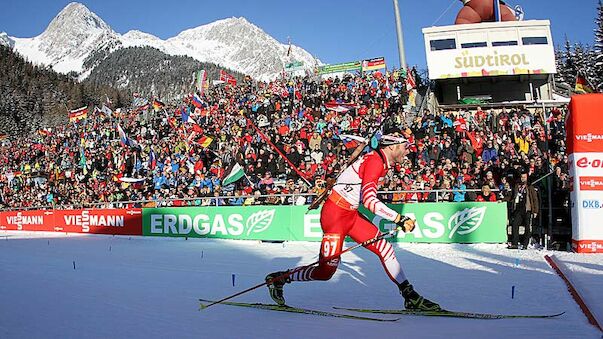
left=198, top=299, right=400, bottom=322
left=333, top=306, right=565, bottom=319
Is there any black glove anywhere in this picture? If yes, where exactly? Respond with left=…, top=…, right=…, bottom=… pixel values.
left=395, top=215, right=416, bottom=233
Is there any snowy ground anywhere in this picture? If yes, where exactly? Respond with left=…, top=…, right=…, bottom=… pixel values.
left=0, top=231, right=601, bottom=339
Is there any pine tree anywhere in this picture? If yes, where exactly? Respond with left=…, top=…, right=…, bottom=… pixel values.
left=554, top=45, right=567, bottom=84
left=594, top=0, right=603, bottom=91
left=560, top=38, right=577, bottom=85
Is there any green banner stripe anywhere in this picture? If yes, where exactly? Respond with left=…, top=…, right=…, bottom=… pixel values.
left=142, top=202, right=507, bottom=243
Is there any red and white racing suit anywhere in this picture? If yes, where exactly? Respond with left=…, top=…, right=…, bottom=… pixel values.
left=290, top=149, right=407, bottom=285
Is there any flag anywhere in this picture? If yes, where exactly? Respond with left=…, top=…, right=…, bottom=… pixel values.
left=220, top=70, right=237, bottom=86
left=117, top=124, right=138, bottom=148
left=197, top=135, right=213, bottom=148
left=326, top=105, right=350, bottom=113
left=195, top=70, right=207, bottom=94
left=38, top=128, right=52, bottom=137
left=575, top=73, right=595, bottom=94
left=133, top=97, right=148, bottom=108
left=405, top=66, right=416, bottom=90
left=192, top=93, right=204, bottom=108
left=68, top=106, right=88, bottom=123
left=339, top=134, right=367, bottom=149
left=152, top=99, right=165, bottom=112
left=325, top=101, right=356, bottom=113
left=101, top=104, right=113, bottom=117
left=408, top=89, right=417, bottom=107
left=149, top=148, right=157, bottom=170
left=181, top=107, right=198, bottom=124
left=79, top=147, right=87, bottom=175
left=223, top=162, right=245, bottom=186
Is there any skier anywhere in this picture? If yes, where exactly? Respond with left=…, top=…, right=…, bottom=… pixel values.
left=265, top=129, right=442, bottom=311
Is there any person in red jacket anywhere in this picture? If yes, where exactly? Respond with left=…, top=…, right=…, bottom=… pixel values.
left=265, top=129, right=441, bottom=311
left=475, top=185, right=497, bottom=202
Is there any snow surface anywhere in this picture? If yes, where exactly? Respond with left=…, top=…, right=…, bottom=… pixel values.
left=0, top=231, right=601, bottom=339
left=553, top=253, right=603, bottom=331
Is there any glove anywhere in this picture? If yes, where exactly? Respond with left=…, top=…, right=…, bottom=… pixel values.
left=395, top=215, right=416, bottom=233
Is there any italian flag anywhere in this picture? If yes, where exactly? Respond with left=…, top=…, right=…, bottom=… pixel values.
left=223, top=163, right=245, bottom=186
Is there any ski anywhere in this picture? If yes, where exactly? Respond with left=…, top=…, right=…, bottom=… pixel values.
left=198, top=299, right=400, bottom=322
left=332, top=306, right=565, bottom=319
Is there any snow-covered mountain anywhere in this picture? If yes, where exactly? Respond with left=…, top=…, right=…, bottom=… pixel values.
left=2, top=2, right=318, bottom=80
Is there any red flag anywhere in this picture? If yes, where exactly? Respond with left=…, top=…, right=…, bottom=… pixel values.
left=220, top=70, right=237, bottom=86
left=405, top=67, right=416, bottom=90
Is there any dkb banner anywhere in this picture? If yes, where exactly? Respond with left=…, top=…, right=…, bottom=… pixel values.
left=142, top=202, right=507, bottom=243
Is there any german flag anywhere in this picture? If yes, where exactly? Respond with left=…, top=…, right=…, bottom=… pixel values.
left=575, top=73, right=595, bottom=94
left=152, top=99, right=165, bottom=112
left=68, top=106, right=88, bottom=123
left=38, top=129, right=52, bottom=136
left=197, top=135, right=213, bottom=148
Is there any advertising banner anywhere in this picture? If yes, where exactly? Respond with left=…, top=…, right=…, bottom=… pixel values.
left=0, top=209, right=142, bottom=235
left=0, top=210, right=51, bottom=231
left=361, top=57, right=386, bottom=72
left=142, top=202, right=507, bottom=243
left=317, top=61, right=362, bottom=75
left=567, top=94, right=603, bottom=253
left=285, top=61, right=304, bottom=71
left=426, top=45, right=556, bottom=80
left=359, top=202, right=507, bottom=243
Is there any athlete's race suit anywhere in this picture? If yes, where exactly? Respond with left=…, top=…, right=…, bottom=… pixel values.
left=290, top=148, right=407, bottom=284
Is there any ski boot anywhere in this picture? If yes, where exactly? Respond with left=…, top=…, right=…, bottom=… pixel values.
left=399, top=280, right=442, bottom=312
left=265, top=270, right=291, bottom=306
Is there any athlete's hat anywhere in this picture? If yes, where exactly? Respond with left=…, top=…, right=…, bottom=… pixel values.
left=380, top=127, right=410, bottom=146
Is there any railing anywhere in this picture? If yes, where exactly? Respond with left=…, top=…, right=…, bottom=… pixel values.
left=0, top=188, right=497, bottom=211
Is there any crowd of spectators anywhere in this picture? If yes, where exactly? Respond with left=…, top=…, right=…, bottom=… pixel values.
left=0, top=71, right=570, bottom=211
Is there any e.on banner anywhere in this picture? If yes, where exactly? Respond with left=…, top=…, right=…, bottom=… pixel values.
left=566, top=94, right=603, bottom=253
left=0, top=209, right=142, bottom=235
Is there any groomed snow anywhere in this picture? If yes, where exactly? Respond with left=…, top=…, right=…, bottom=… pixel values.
left=0, top=231, right=600, bottom=339
left=552, top=253, right=603, bottom=331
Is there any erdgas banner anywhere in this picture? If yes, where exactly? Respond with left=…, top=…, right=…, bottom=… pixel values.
left=360, top=202, right=507, bottom=243
left=142, top=202, right=507, bottom=243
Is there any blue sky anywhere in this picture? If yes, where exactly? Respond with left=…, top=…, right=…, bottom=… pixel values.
left=0, top=0, right=599, bottom=69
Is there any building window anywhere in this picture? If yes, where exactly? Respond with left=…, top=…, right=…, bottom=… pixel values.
left=522, top=37, right=548, bottom=45
left=430, top=39, right=456, bottom=51
left=492, top=40, right=518, bottom=46
left=461, top=42, right=487, bottom=48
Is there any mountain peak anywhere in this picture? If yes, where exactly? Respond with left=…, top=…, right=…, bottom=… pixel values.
left=8, top=6, right=317, bottom=80
left=0, top=32, right=14, bottom=48
left=43, top=2, right=112, bottom=38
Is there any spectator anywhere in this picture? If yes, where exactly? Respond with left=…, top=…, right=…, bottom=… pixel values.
left=509, top=172, right=539, bottom=249
left=475, top=185, right=497, bottom=202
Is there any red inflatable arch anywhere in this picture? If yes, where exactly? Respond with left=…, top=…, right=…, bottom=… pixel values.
left=455, top=0, right=516, bottom=25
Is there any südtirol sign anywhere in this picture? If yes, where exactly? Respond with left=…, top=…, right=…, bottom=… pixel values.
left=427, top=45, right=556, bottom=79
left=454, top=51, right=529, bottom=69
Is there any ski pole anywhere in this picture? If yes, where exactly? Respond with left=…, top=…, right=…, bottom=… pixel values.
left=199, top=225, right=403, bottom=310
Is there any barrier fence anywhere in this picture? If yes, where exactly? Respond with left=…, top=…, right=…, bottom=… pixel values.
left=0, top=189, right=496, bottom=211
left=0, top=200, right=508, bottom=244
